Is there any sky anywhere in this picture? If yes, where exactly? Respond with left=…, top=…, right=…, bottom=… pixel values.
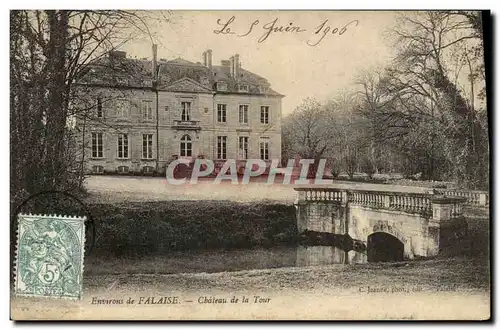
left=122, top=11, right=400, bottom=115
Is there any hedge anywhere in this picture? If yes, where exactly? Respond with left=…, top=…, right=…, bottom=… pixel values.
left=84, top=200, right=297, bottom=256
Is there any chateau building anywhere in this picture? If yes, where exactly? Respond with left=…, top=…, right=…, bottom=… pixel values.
left=76, top=48, right=284, bottom=175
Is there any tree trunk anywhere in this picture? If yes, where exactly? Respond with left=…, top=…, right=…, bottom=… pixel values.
left=41, top=10, right=69, bottom=190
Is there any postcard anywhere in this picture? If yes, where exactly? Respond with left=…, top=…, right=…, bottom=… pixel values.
left=10, top=9, right=490, bottom=320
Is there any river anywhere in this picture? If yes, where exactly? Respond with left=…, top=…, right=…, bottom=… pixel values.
left=85, top=245, right=368, bottom=275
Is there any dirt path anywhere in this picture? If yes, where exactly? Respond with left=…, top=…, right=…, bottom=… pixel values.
left=84, top=175, right=451, bottom=203
left=11, top=256, right=490, bottom=320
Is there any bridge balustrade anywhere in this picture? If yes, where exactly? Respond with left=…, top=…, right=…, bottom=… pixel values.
left=297, top=188, right=434, bottom=216
left=436, top=189, right=489, bottom=207
left=297, top=186, right=488, bottom=211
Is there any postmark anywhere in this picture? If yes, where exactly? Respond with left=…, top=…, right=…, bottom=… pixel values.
left=14, top=214, right=86, bottom=300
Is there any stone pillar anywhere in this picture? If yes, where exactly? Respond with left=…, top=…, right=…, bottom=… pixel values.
left=428, top=196, right=466, bottom=256
left=383, top=194, right=391, bottom=208
left=341, top=190, right=349, bottom=235
left=294, top=189, right=346, bottom=234
left=479, top=193, right=487, bottom=206
left=295, top=201, right=307, bottom=233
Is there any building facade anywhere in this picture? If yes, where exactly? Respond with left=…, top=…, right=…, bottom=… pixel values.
left=76, top=49, right=284, bottom=175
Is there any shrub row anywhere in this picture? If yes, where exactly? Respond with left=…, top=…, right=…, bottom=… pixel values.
left=85, top=201, right=298, bottom=256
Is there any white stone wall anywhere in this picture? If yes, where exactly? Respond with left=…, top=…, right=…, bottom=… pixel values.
left=213, top=94, right=282, bottom=160
left=297, top=203, right=342, bottom=234
left=348, top=205, right=433, bottom=258
left=77, top=86, right=283, bottom=174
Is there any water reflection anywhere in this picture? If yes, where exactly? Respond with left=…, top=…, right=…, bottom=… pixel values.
left=295, top=245, right=367, bottom=267
left=296, top=230, right=368, bottom=266
left=88, top=243, right=368, bottom=276
left=347, top=249, right=368, bottom=264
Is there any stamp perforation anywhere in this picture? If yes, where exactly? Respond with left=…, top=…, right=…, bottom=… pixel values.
left=13, top=213, right=87, bottom=301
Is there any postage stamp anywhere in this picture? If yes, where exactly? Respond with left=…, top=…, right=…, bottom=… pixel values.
left=14, top=214, right=86, bottom=300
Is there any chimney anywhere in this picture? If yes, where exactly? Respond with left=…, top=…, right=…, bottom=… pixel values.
left=234, top=54, right=240, bottom=77
left=229, top=56, right=235, bottom=77
left=152, top=44, right=158, bottom=81
left=206, top=49, right=212, bottom=70
left=202, top=51, right=207, bottom=67
left=109, top=50, right=127, bottom=59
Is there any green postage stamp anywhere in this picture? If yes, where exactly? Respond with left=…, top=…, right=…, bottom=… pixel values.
left=14, top=214, right=86, bottom=300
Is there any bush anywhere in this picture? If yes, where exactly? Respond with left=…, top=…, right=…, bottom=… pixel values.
left=82, top=201, right=298, bottom=257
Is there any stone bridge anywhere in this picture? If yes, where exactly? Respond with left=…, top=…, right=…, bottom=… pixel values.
left=294, top=185, right=488, bottom=262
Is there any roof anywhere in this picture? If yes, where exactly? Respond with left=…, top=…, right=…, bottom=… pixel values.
left=77, top=54, right=284, bottom=97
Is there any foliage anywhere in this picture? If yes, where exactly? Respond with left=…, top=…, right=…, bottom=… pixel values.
left=10, top=10, right=169, bottom=206
left=282, top=11, right=489, bottom=189
left=82, top=201, right=297, bottom=256
left=383, top=11, right=488, bottom=188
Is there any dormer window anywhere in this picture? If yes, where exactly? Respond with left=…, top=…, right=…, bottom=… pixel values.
left=238, top=84, right=249, bottom=93
left=216, top=81, right=227, bottom=91
left=258, top=86, right=267, bottom=94
left=201, top=76, right=209, bottom=84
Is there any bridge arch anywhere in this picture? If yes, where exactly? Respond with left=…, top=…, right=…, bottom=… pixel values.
left=367, top=232, right=404, bottom=262
left=371, top=220, right=407, bottom=245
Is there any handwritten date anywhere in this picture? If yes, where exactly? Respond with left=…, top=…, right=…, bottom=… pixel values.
left=214, top=16, right=359, bottom=46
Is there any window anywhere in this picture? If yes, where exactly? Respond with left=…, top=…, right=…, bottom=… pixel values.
left=143, top=166, right=154, bottom=173
left=142, top=134, right=153, bottom=159
left=180, top=135, right=192, bottom=157
left=117, top=134, right=129, bottom=158
left=181, top=101, right=191, bottom=121
left=116, top=99, right=130, bottom=118
left=217, top=104, right=227, bottom=123
left=217, top=136, right=227, bottom=159
left=239, top=84, right=249, bottom=92
left=96, top=98, right=103, bottom=118
left=217, top=82, right=227, bottom=91
left=117, top=166, right=129, bottom=173
left=238, top=136, right=249, bottom=159
left=92, top=165, right=104, bottom=173
left=260, top=139, right=270, bottom=160
left=239, top=105, right=248, bottom=124
left=260, top=106, right=270, bottom=124
left=91, top=132, right=103, bottom=158
left=142, top=100, right=153, bottom=120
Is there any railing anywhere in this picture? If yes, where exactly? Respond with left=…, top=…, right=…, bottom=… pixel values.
left=295, top=187, right=433, bottom=216
left=172, top=120, right=201, bottom=130
left=436, top=189, right=489, bottom=207
left=451, top=200, right=463, bottom=217
left=349, top=191, right=432, bottom=215
left=298, top=188, right=344, bottom=202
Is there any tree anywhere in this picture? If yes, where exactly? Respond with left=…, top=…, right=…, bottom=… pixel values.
left=282, top=98, right=339, bottom=177
left=10, top=10, right=170, bottom=204
left=283, top=98, right=333, bottom=160
left=355, top=69, right=396, bottom=175
left=371, top=11, right=489, bottom=188
left=282, top=91, right=376, bottom=180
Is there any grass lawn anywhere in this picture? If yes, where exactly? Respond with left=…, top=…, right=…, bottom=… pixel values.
left=82, top=255, right=490, bottom=295
left=11, top=254, right=490, bottom=320
left=83, top=175, right=466, bottom=204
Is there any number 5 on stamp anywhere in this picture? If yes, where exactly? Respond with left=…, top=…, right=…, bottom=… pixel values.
left=14, top=214, right=87, bottom=300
